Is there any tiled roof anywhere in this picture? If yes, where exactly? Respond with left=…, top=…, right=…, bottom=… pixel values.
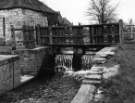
left=0, top=0, right=57, bottom=14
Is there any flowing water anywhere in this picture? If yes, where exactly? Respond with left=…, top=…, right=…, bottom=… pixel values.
left=55, top=51, right=96, bottom=71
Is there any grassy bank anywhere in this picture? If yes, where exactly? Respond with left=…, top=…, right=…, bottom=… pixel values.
left=100, top=43, right=135, bottom=103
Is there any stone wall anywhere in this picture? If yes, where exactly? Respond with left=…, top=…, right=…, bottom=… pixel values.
left=0, top=47, right=50, bottom=95
left=0, top=55, right=20, bottom=94
left=0, top=8, right=48, bottom=47
left=14, top=47, right=47, bottom=76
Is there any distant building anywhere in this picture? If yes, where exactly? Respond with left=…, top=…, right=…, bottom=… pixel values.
left=62, top=17, right=73, bottom=26
left=56, top=12, right=73, bottom=26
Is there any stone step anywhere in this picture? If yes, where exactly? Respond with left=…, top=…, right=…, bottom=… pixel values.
left=82, top=79, right=101, bottom=85
left=92, top=57, right=106, bottom=64
left=87, top=70, right=103, bottom=75
left=84, top=74, right=102, bottom=80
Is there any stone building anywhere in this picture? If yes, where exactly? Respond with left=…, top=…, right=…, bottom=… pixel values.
left=0, top=0, right=59, bottom=48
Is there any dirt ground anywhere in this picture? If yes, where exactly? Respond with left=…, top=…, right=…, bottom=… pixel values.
left=0, top=75, right=80, bottom=103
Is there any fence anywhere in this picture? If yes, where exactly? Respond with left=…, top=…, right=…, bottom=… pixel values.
left=10, top=22, right=122, bottom=49
left=123, top=25, right=135, bottom=40
left=11, top=25, right=36, bottom=49
left=0, top=17, right=6, bottom=45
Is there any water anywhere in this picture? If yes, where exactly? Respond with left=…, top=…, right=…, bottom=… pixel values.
left=55, top=51, right=96, bottom=71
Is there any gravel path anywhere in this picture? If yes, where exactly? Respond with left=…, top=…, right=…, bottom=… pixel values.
left=0, top=75, right=80, bottom=103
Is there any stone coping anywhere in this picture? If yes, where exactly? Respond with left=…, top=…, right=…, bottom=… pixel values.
left=14, top=46, right=47, bottom=54
left=71, top=84, right=96, bottom=103
left=0, top=55, right=19, bottom=66
left=71, top=46, right=118, bottom=103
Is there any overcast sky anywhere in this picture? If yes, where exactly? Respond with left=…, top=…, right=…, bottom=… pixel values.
left=40, top=0, right=135, bottom=25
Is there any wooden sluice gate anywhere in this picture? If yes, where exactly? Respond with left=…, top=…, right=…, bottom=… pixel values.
left=36, top=22, right=122, bottom=74
left=38, top=22, right=122, bottom=47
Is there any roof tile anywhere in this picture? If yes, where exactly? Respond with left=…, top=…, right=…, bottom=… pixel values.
left=0, top=0, right=57, bottom=14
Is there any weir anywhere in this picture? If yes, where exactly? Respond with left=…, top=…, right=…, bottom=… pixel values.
left=55, top=50, right=96, bottom=71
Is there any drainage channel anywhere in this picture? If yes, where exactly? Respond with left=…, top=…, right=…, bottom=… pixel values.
left=0, top=74, right=80, bottom=103
left=0, top=49, right=99, bottom=103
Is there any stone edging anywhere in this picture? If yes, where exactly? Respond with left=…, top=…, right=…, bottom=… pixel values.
left=71, top=84, right=96, bottom=103
left=71, top=46, right=119, bottom=103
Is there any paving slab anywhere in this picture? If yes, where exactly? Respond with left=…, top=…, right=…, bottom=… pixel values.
left=84, top=74, right=102, bottom=80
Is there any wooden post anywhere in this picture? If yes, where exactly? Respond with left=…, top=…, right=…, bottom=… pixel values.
left=89, top=26, right=93, bottom=44
left=133, top=25, right=135, bottom=40
left=33, top=25, right=37, bottom=46
left=10, top=25, right=15, bottom=41
left=22, top=25, right=27, bottom=48
left=35, top=24, right=41, bottom=45
left=130, top=25, right=133, bottom=39
left=10, top=25, right=16, bottom=49
left=49, top=26, right=53, bottom=45
left=119, top=20, right=123, bottom=44
left=3, top=17, right=5, bottom=38
left=38, top=25, right=41, bottom=45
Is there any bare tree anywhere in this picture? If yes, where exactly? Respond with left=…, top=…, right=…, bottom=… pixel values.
left=87, top=0, right=118, bottom=24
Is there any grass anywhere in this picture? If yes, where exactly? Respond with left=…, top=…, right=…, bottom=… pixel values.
left=99, top=43, right=135, bottom=103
